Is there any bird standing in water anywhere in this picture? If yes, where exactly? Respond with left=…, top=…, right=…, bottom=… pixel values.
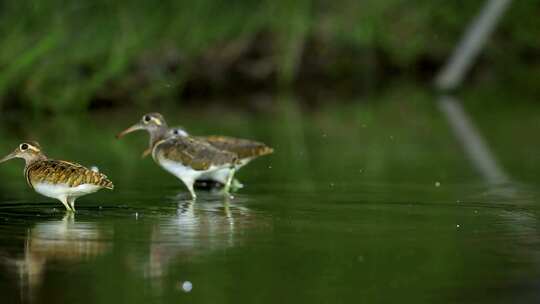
left=0, top=142, right=114, bottom=211
left=166, top=127, right=273, bottom=189
left=116, top=113, right=239, bottom=199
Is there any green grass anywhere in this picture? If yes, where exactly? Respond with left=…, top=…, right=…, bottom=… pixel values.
left=0, top=1, right=538, bottom=112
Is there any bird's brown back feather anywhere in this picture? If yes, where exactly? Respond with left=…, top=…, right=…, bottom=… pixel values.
left=198, top=136, right=273, bottom=159
left=25, top=160, right=114, bottom=189
left=155, top=137, right=237, bottom=171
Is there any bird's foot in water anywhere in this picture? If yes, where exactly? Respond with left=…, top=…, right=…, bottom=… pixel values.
left=231, top=178, right=244, bottom=190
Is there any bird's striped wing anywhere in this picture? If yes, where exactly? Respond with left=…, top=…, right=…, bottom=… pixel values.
left=198, top=136, right=273, bottom=160
left=156, top=137, right=237, bottom=171
left=25, top=160, right=114, bottom=189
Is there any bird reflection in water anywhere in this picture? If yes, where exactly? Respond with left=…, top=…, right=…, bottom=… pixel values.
left=142, top=193, right=263, bottom=282
left=5, top=213, right=111, bottom=302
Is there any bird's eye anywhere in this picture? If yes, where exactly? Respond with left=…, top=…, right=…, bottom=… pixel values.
left=143, top=115, right=151, bottom=123
left=20, top=143, right=28, bottom=151
left=174, top=130, right=179, bottom=135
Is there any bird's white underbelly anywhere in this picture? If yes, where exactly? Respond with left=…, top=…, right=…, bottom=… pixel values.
left=198, top=158, right=251, bottom=183
left=200, top=168, right=230, bottom=183
left=158, top=159, right=210, bottom=183
left=33, top=183, right=101, bottom=200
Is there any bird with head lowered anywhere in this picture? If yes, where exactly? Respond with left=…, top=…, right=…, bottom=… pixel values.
left=166, top=126, right=273, bottom=189
left=116, top=113, right=239, bottom=199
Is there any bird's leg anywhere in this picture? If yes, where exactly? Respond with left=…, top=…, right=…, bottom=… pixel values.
left=62, top=212, right=75, bottom=222
left=223, top=194, right=231, bottom=215
left=223, top=167, right=237, bottom=195
left=68, top=197, right=76, bottom=212
left=187, top=183, right=197, bottom=200
left=59, top=196, right=73, bottom=212
left=182, top=178, right=197, bottom=200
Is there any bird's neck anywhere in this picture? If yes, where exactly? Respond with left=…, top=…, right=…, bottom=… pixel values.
left=23, top=153, right=47, bottom=170
left=149, top=126, right=168, bottom=150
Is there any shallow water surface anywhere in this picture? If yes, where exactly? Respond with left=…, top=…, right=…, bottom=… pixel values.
left=1, top=98, right=540, bottom=303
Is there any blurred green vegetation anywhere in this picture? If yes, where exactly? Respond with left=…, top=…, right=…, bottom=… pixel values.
left=1, top=88, right=539, bottom=191
left=0, top=0, right=538, bottom=112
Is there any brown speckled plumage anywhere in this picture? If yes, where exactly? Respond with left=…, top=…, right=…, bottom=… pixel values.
left=25, top=160, right=114, bottom=190
left=197, top=136, right=274, bottom=160
left=154, top=136, right=238, bottom=171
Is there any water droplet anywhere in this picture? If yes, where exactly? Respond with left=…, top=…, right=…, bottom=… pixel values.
left=456, top=224, right=460, bottom=228
left=435, top=182, right=441, bottom=187
left=135, top=212, right=139, bottom=219
left=181, top=281, right=192, bottom=292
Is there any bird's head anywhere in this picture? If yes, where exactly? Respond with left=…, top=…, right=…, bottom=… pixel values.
left=116, top=113, right=168, bottom=139
left=167, top=126, right=189, bottom=138
left=0, top=142, right=46, bottom=165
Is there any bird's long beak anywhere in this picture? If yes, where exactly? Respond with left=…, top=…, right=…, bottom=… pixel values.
left=141, top=148, right=152, bottom=159
left=116, top=123, right=143, bottom=139
left=0, top=151, right=17, bottom=164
